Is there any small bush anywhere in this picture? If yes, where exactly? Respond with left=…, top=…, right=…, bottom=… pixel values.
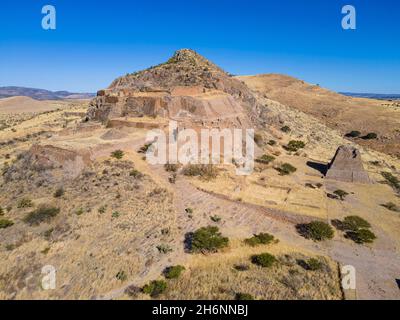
left=0, top=206, right=3, bottom=216
left=275, top=163, right=297, bottom=176
left=346, top=229, right=377, bottom=244
left=281, top=126, right=291, bottom=133
left=300, top=258, right=323, bottom=271
left=235, top=292, right=254, bottom=300
left=53, top=187, right=64, bottom=198
left=164, top=163, right=179, bottom=172
left=157, top=244, right=173, bottom=254
left=111, top=150, right=124, bottom=159
left=342, top=216, right=371, bottom=231
left=116, top=270, right=127, bottom=281
left=333, top=189, right=349, bottom=201
left=381, top=202, right=400, bottom=212
left=98, top=205, right=107, bottom=214
left=164, top=265, right=185, bottom=279
left=142, top=280, right=167, bottom=297
left=345, top=131, right=361, bottom=138
left=0, top=219, right=14, bottom=229
left=251, top=253, right=277, bottom=268
left=362, top=132, right=378, bottom=140
left=234, top=264, right=250, bottom=271
left=185, top=208, right=193, bottom=214
left=75, top=208, right=84, bottom=216
left=190, top=226, right=229, bottom=253
left=210, top=215, right=221, bottom=223
left=24, top=205, right=60, bottom=226
left=381, top=172, right=400, bottom=192
left=268, top=140, right=277, bottom=146
left=244, top=233, right=275, bottom=247
left=182, top=164, right=218, bottom=180
left=112, top=211, right=121, bottom=218
left=255, top=154, right=275, bottom=165
left=129, top=169, right=143, bottom=179
left=284, top=140, right=305, bottom=152
left=17, top=198, right=33, bottom=208
left=297, top=221, right=334, bottom=241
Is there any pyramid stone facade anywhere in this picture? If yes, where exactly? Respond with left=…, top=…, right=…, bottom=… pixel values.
left=325, top=145, right=371, bottom=183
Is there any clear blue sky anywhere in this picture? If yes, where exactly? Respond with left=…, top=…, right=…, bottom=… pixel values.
left=0, top=0, right=399, bottom=93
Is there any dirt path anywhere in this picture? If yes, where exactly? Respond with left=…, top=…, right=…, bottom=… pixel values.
left=100, top=163, right=400, bottom=300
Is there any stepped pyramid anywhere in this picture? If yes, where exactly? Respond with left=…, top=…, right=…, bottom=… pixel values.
left=326, top=145, right=371, bottom=183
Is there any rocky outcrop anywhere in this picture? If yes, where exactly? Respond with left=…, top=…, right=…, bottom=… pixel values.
left=325, top=145, right=371, bottom=183
left=87, top=49, right=269, bottom=128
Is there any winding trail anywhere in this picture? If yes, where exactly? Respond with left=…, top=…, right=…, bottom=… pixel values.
left=100, top=163, right=400, bottom=300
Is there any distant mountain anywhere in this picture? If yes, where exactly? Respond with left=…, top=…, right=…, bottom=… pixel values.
left=340, top=92, right=400, bottom=100
left=0, top=86, right=95, bottom=100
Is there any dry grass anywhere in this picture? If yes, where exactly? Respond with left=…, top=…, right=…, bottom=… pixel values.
left=161, top=241, right=342, bottom=300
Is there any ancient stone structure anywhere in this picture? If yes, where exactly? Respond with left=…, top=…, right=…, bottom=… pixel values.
left=86, top=49, right=268, bottom=129
left=325, top=145, right=371, bottom=183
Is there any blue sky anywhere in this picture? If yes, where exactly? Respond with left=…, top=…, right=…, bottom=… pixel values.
left=0, top=0, right=399, bottom=93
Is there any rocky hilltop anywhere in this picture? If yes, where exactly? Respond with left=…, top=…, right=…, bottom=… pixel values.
left=87, top=49, right=267, bottom=128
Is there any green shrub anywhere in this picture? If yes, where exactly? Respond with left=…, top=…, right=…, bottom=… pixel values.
left=255, top=154, right=275, bottom=165
left=381, top=202, right=400, bottom=212
left=111, top=150, right=124, bottom=159
left=333, top=189, right=349, bottom=201
left=17, top=198, right=33, bottom=208
left=210, top=215, right=221, bottom=223
left=235, top=292, right=255, bottom=300
left=157, top=244, right=173, bottom=254
left=129, top=169, right=143, bottom=178
left=276, top=163, right=297, bottom=176
left=75, top=208, right=84, bottom=216
left=142, top=280, right=167, bottom=297
left=0, top=219, right=14, bottom=229
left=381, top=172, right=400, bottom=192
left=112, top=211, right=121, bottom=218
left=164, top=265, right=185, bottom=279
left=284, top=140, right=305, bottom=152
left=281, top=126, right=291, bottom=133
left=98, top=205, right=107, bottom=214
left=268, top=140, right=277, bottom=146
left=53, top=187, right=64, bottom=198
left=346, top=228, right=377, bottom=244
left=185, top=208, right=193, bottom=214
left=182, top=164, right=218, bottom=180
left=116, top=270, right=127, bottom=281
left=244, top=233, right=275, bottom=247
left=24, top=205, right=60, bottom=225
left=345, top=131, right=361, bottom=138
left=0, top=206, right=3, bottom=216
left=304, top=258, right=323, bottom=271
left=190, top=226, right=229, bottom=253
left=362, top=132, right=378, bottom=140
left=251, top=253, right=277, bottom=268
left=297, top=221, right=334, bottom=241
left=342, top=216, right=371, bottom=231
left=164, top=163, right=179, bottom=172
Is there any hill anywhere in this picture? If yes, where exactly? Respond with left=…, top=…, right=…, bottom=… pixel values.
left=0, top=86, right=95, bottom=100
left=238, top=74, right=400, bottom=158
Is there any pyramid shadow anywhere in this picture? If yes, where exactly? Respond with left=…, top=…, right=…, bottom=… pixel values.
left=306, top=161, right=328, bottom=175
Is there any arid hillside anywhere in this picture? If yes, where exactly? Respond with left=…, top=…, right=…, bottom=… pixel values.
left=238, top=74, right=400, bottom=158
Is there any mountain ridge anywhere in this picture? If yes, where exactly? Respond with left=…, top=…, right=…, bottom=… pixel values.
left=0, top=86, right=95, bottom=100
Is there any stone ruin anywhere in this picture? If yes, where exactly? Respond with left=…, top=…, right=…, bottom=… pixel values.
left=325, top=145, right=371, bottom=183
